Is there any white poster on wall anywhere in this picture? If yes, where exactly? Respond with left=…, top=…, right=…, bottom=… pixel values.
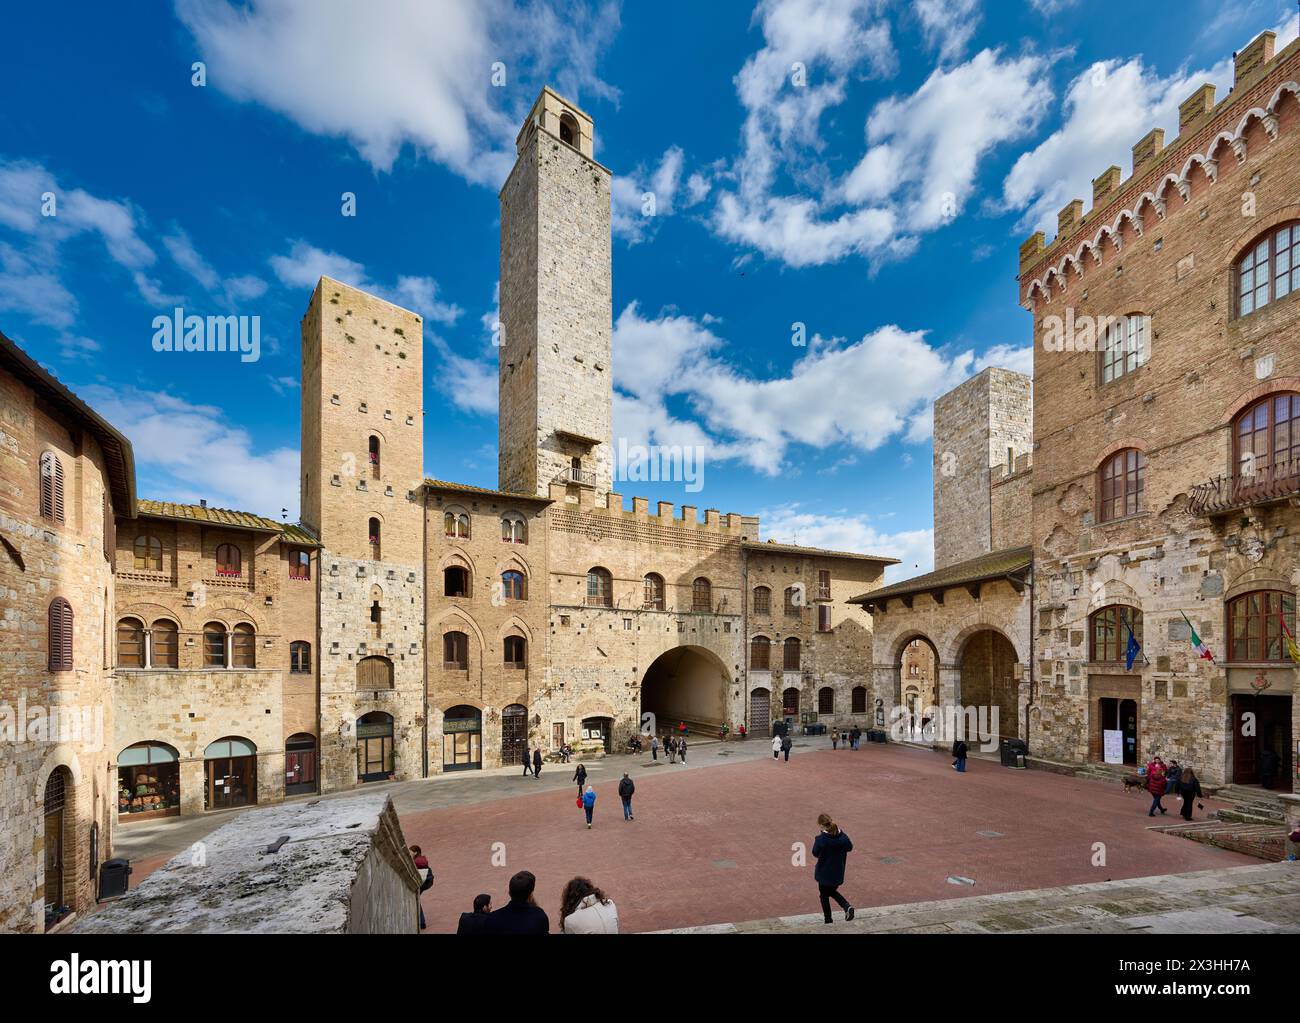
left=1103, top=729, right=1124, bottom=765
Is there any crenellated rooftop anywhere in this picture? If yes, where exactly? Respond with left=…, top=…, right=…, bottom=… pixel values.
left=1018, top=29, right=1300, bottom=309
left=547, top=482, right=757, bottom=536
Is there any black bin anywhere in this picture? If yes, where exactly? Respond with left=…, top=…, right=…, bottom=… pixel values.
left=1001, top=738, right=1029, bottom=768
left=99, top=858, right=131, bottom=901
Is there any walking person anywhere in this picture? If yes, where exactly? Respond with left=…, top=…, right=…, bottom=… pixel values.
left=832, top=730, right=839, bottom=751
left=581, top=784, right=597, bottom=829
left=772, top=734, right=782, bottom=760
left=456, top=893, right=492, bottom=935
left=559, top=877, right=619, bottom=933
left=1145, top=755, right=1168, bottom=816
left=573, top=761, right=587, bottom=796
left=1178, top=767, right=1203, bottom=821
left=852, top=726, right=861, bottom=750
left=651, top=735, right=659, bottom=761
left=951, top=737, right=968, bottom=773
left=781, top=733, right=793, bottom=762
left=532, top=746, right=543, bottom=780
left=678, top=737, right=688, bottom=764
left=812, top=813, right=855, bottom=924
left=618, top=772, right=635, bottom=821
left=410, top=845, right=434, bottom=930
left=521, top=744, right=532, bottom=777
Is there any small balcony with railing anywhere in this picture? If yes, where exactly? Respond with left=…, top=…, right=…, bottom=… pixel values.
left=555, top=466, right=599, bottom=487
left=1188, top=459, right=1300, bottom=517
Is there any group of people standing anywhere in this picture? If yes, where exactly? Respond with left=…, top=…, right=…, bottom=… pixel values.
left=830, top=727, right=865, bottom=750
left=1142, top=755, right=1203, bottom=820
left=649, top=733, right=688, bottom=763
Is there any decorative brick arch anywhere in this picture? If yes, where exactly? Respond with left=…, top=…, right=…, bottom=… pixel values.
left=1094, top=437, right=1149, bottom=467
left=1222, top=376, right=1300, bottom=424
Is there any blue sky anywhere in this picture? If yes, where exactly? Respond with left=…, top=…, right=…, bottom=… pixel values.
left=2, top=0, right=1296, bottom=580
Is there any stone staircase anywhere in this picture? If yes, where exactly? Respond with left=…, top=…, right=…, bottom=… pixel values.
left=1071, top=762, right=1137, bottom=785
left=1212, top=784, right=1290, bottom=826
left=1148, top=818, right=1287, bottom=861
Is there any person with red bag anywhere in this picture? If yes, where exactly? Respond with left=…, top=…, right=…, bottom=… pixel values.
left=1145, top=755, right=1168, bottom=816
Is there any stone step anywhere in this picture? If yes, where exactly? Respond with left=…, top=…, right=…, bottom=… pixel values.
left=1149, top=819, right=1287, bottom=861
left=1214, top=807, right=1287, bottom=826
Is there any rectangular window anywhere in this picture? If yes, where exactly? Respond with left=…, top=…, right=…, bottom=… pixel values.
left=289, top=549, right=310, bottom=580
left=818, top=605, right=832, bottom=632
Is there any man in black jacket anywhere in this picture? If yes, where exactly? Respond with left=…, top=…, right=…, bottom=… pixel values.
left=521, top=745, right=532, bottom=777
left=456, top=893, right=492, bottom=934
left=485, top=871, right=550, bottom=934
left=532, top=746, right=543, bottom=779
left=618, top=772, right=635, bottom=821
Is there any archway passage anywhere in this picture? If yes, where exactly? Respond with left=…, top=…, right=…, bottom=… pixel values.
left=957, top=630, right=1019, bottom=741
left=640, top=646, right=728, bottom=737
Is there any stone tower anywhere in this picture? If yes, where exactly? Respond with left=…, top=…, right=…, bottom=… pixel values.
left=300, top=277, right=426, bottom=791
left=498, top=87, right=614, bottom=500
left=932, top=366, right=1032, bottom=569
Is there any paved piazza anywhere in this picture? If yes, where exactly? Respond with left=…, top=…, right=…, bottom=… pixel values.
left=113, top=736, right=1255, bottom=933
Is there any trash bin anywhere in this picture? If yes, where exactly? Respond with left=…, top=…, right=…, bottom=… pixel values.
left=99, top=858, right=131, bottom=901
left=1006, top=738, right=1029, bottom=769
left=999, top=738, right=1013, bottom=767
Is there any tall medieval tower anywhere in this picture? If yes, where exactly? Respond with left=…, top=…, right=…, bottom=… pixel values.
left=300, top=277, right=426, bottom=791
left=498, top=87, right=614, bottom=501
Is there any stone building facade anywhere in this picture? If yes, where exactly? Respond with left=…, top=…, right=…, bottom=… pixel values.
left=0, top=333, right=134, bottom=933
left=1019, top=30, right=1300, bottom=787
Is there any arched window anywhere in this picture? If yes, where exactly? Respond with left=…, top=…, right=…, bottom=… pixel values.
left=851, top=686, right=867, bottom=714
left=782, top=687, right=800, bottom=717
left=368, top=435, right=380, bottom=476
left=501, top=513, right=526, bottom=544
left=443, top=631, right=469, bottom=670
left=1100, top=313, right=1148, bottom=384
left=290, top=641, right=311, bottom=673
left=750, top=635, right=770, bottom=670
left=504, top=635, right=527, bottom=668
left=559, top=111, right=579, bottom=147
left=48, top=597, right=73, bottom=671
left=289, top=548, right=310, bottom=580
left=502, top=570, right=526, bottom=601
left=692, top=577, right=712, bottom=612
left=784, top=637, right=801, bottom=670
left=818, top=686, right=834, bottom=714
left=203, top=622, right=227, bottom=667
left=753, top=586, right=771, bottom=615
left=1227, top=590, right=1296, bottom=662
left=1098, top=448, right=1146, bottom=522
left=357, top=655, right=394, bottom=689
left=368, top=518, right=381, bottom=558
left=39, top=450, right=65, bottom=523
left=1089, top=605, right=1142, bottom=663
left=152, top=619, right=178, bottom=668
left=133, top=535, right=162, bottom=571
left=116, top=617, right=143, bottom=668
left=215, top=543, right=241, bottom=577
left=232, top=623, right=256, bottom=668
left=444, top=565, right=470, bottom=598
left=1234, top=392, right=1299, bottom=491
left=1237, top=221, right=1299, bottom=316
left=784, top=586, right=802, bottom=615
left=444, top=511, right=470, bottom=539
left=586, top=567, right=612, bottom=607
left=643, top=573, right=665, bottom=610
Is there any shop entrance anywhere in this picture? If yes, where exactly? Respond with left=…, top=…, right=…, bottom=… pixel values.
left=204, top=737, right=257, bottom=810
left=357, top=713, right=394, bottom=782
left=442, top=706, right=482, bottom=772
left=1097, top=697, right=1138, bottom=766
left=285, top=734, right=318, bottom=795
left=1232, top=693, right=1293, bottom=787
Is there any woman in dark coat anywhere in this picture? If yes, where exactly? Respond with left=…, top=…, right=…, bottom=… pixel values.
left=1178, top=767, right=1203, bottom=821
left=811, top=813, right=855, bottom=924
left=573, top=762, right=587, bottom=795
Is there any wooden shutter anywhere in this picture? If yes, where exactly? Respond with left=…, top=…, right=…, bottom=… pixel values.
left=49, top=598, right=73, bottom=670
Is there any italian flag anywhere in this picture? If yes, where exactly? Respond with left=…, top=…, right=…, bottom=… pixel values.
left=1180, top=612, right=1215, bottom=663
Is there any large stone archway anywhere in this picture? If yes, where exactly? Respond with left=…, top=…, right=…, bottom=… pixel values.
left=640, top=646, right=728, bottom=735
left=957, top=628, right=1019, bottom=741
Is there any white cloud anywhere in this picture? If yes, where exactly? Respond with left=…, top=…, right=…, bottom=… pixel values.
left=711, top=1, right=1052, bottom=268
left=268, top=240, right=462, bottom=324
left=163, top=227, right=270, bottom=304
left=82, top=384, right=300, bottom=519
left=913, top=0, right=980, bottom=62
left=976, top=343, right=1033, bottom=377
left=1002, top=55, right=1235, bottom=236
left=612, top=146, right=686, bottom=242
left=427, top=332, right=498, bottom=415
left=611, top=302, right=1012, bottom=475
left=760, top=502, right=934, bottom=583
left=174, top=0, right=620, bottom=186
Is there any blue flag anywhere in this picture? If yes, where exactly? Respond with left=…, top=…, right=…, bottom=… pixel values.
left=1123, top=612, right=1142, bottom=671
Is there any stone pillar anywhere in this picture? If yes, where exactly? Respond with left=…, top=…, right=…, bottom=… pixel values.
left=180, top=758, right=205, bottom=817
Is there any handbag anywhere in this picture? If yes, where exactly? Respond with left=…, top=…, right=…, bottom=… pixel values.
left=576, top=796, right=583, bottom=808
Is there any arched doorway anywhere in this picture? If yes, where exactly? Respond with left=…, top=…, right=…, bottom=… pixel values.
left=285, top=733, right=318, bottom=795
left=501, top=704, right=527, bottom=764
left=957, top=629, right=1019, bottom=742
left=204, top=737, right=258, bottom=810
left=640, top=645, right=728, bottom=736
left=357, top=712, right=394, bottom=782
left=442, top=706, right=482, bottom=772
left=581, top=717, right=613, bottom=753
left=897, top=635, right=940, bottom=718
left=43, top=767, right=72, bottom=927
left=749, top=687, right=772, bottom=737
left=117, top=741, right=180, bottom=819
